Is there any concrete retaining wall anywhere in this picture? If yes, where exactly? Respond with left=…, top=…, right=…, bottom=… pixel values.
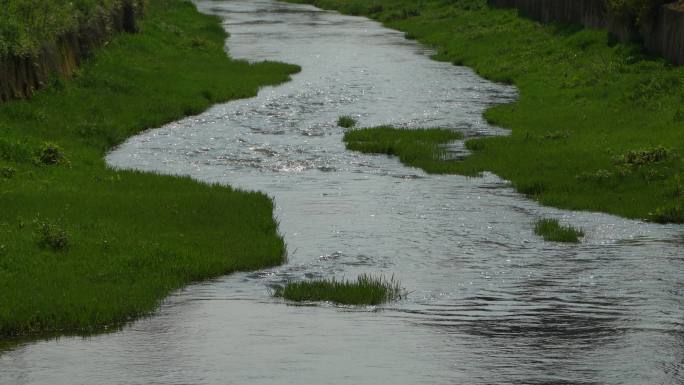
left=487, top=0, right=684, bottom=65
left=0, top=0, right=144, bottom=103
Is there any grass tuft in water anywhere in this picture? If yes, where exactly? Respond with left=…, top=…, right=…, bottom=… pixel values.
left=344, top=126, right=463, bottom=174
left=273, top=274, right=403, bottom=305
left=534, top=218, right=584, bottom=243
left=337, top=115, right=357, bottom=128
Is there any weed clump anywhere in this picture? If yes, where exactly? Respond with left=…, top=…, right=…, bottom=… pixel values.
left=614, top=146, right=670, bottom=167
left=38, top=142, right=67, bottom=165
left=337, top=115, right=357, bottom=128
left=534, top=218, right=584, bottom=243
left=0, top=167, right=16, bottom=179
left=37, top=223, right=70, bottom=251
left=543, top=130, right=571, bottom=140
left=273, top=274, right=403, bottom=305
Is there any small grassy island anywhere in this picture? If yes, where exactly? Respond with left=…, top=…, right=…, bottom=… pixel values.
left=290, top=0, right=684, bottom=224
left=0, top=0, right=299, bottom=338
left=273, top=274, right=403, bottom=305
left=337, top=115, right=358, bottom=128
left=344, top=126, right=463, bottom=173
left=534, top=218, right=585, bottom=243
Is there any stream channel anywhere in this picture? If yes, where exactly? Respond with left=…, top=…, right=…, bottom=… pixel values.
left=2, top=0, right=683, bottom=384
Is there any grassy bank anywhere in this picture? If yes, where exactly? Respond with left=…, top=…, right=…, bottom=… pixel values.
left=289, top=0, right=684, bottom=223
left=273, top=274, right=403, bottom=305
left=0, top=0, right=299, bottom=337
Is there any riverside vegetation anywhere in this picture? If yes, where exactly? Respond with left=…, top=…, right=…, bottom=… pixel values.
left=292, top=0, right=684, bottom=223
left=0, top=0, right=300, bottom=337
left=273, top=274, right=403, bottom=305
left=0, top=0, right=143, bottom=57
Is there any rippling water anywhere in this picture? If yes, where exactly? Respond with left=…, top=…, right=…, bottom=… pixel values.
left=2, top=1, right=683, bottom=384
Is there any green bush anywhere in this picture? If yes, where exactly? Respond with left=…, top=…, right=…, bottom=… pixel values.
left=38, top=142, right=67, bottom=165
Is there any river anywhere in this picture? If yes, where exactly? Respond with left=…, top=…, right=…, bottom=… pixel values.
left=2, top=1, right=683, bottom=384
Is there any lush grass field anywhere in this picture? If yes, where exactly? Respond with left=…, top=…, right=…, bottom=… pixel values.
left=273, top=274, right=403, bottom=305
left=0, top=0, right=299, bottom=337
left=534, top=218, right=584, bottom=243
left=290, top=0, right=684, bottom=223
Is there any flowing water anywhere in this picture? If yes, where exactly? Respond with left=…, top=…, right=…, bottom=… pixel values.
left=2, top=1, right=683, bottom=384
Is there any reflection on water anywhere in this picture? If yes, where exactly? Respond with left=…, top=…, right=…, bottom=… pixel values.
left=2, top=0, right=683, bottom=384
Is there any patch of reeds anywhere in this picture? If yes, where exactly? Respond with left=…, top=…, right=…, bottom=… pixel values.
left=273, top=274, right=403, bottom=305
left=534, top=218, right=584, bottom=243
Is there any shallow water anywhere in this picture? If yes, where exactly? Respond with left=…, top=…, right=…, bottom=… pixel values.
left=2, top=1, right=683, bottom=384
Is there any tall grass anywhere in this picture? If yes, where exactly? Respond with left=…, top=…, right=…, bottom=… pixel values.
left=289, top=0, right=684, bottom=223
left=534, top=218, right=584, bottom=243
left=337, top=115, right=357, bottom=128
left=0, top=0, right=299, bottom=337
left=273, top=274, right=403, bottom=305
left=0, top=0, right=142, bottom=57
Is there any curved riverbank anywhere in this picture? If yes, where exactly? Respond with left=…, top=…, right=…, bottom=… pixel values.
left=0, top=0, right=299, bottom=338
left=287, top=0, right=684, bottom=223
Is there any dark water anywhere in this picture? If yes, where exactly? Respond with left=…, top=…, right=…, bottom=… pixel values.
left=2, top=1, right=683, bottom=384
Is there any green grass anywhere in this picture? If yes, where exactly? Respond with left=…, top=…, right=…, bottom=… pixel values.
left=344, top=126, right=463, bottom=174
left=0, top=0, right=300, bottom=338
left=273, top=274, right=403, bottom=305
left=288, top=0, right=684, bottom=223
left=534, top=218, right=584, bottom=243
left=337, top=115, right=357, bottom=128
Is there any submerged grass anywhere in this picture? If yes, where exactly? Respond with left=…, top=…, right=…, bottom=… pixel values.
left=288, top=0, right=684, bottom=223
left=0, top=0, right=300, bottom=337
left=344, top=126, right=463, bottom=174
left=273, top=274, right=403, bottom=305
left=534, top=218, right=584, bottom=243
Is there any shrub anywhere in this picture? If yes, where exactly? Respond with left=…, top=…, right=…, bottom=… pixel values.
left=38, top=142, right=67, bottom=165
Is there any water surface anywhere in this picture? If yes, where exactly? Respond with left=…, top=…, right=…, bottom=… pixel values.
left=2, top=1, right=683, bottom=384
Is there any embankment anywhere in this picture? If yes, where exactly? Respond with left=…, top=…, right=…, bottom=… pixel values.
left=487, top=0, right=684, bottom=65
left=0, top=0, right=144, bottom=102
